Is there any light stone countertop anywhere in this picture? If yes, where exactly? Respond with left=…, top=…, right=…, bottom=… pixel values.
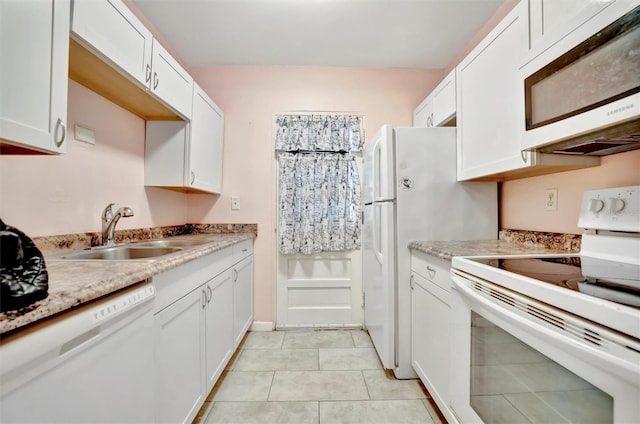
left=408, top=239, right=575, bottom=262
left=0, top=233, right=255, bottom=335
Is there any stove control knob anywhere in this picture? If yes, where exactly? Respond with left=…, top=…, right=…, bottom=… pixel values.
left=588, top=198, right=604, bottom=213
left=607, top=197, right=625, bottom=213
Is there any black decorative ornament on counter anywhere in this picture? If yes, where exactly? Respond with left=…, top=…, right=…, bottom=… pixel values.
left=0, top=219, right=49, bottom=312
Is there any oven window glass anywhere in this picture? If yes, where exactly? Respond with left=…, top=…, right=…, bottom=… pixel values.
left=470, top=311, right=613, bottom=423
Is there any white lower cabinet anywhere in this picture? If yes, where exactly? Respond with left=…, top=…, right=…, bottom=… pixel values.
left=155, top=284, right=206, bottom=424
left=154, top=241, right=253, bottom=423
left=233, top=255, right=254, bottom=348
left=204, top=270, right=234, bottom=392
left=410, top=252, right=456, bottom=423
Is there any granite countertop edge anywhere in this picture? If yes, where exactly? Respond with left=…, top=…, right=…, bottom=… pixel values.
left=408, top=230, right=582, bottom=261
left=0, top=231, right=256, bottom=335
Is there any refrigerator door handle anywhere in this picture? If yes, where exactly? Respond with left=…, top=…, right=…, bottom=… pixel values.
left=373, top=203, right=384, bottom=264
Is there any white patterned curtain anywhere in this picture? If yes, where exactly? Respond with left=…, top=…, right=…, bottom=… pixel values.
left=277, top=114, right=363, bottom=255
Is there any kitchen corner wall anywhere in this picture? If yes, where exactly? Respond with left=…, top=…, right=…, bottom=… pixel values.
left=501, top=149, right=640, bottom=234
left=188, top=65, right=442, bottom=322
left=0, top=80, right=188, bottom=236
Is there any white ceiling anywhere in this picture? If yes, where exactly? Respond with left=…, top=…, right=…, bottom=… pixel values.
left=130, top=0, right=506, bottom=69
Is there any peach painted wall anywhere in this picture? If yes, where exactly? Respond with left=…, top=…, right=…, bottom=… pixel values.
left=188, top=66, right=442, bottom=322
left=0, top=80, right=187, bottom=236
left=501, top=150, right=640, bottom=234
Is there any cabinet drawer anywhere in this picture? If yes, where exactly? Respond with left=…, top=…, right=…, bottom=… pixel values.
left=411, top=251, right=452, bottom=293
left=153, top=247, right=233, bottom=313
left=232, top=239, right=253, bottom=263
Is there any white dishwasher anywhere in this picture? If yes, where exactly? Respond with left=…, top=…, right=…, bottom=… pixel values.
left=0, top=282, right=155, bottom=423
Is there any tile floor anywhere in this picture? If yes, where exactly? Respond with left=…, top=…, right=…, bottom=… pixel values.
left=193, top=329, right=446, bottom=424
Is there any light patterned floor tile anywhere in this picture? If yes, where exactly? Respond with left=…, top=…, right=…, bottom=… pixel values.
left=319, top=348, right=381, bottom=370
left=351, top=331, right=373, bottom=348
left=269, top=370, right=369, bottom=401
left=319, top=400, right=434, bottom=424
left=282, top=331, right=355, bottom=349
left=205, top=401, right=318, bottom=424
left=235, top=348, right=318, bottom=371
left=242, top=331, right=285, bottom=349
left=208, top=371, right=274, bottom=402
left=363, top=370, right=427, bottom=400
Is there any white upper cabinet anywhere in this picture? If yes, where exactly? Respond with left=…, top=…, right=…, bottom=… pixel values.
left=432, top=70, right=456, bottom=127
left=145, top=83, right=224, bottom=194
left=413, top=97, right=433, bottom=128
left=456, top=3, right=532, bottom=181
left=72, top=0, right=152, bottom=87
left=413, top=69, right=456, bottom=128
left=526, top=0, right=622, bottom=58
left=0, top=0, right=70, bottom=154
left=71, top=0, right=192, bottom=119
left=150, top=39, right=193, bottom=119
left=189, top=83, right=224, bottom=194
left=456, top=2, right=600, bottom=181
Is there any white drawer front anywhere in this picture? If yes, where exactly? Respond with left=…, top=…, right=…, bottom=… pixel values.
left=411, top=251, right=452, bottom=292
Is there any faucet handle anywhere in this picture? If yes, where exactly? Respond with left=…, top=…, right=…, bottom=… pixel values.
left=102, top=203, right=115, bottom=222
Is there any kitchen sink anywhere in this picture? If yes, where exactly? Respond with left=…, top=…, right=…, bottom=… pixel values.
left=59, top=246, right=183, bottom=260
left=130, top=239, right=211, bottom=248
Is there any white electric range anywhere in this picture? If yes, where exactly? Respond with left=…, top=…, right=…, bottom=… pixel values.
left=449, top=185, right=640, bottom=424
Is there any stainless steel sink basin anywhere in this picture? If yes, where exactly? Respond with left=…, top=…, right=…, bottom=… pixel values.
left=60, top=246, right=182, bottom=260
left=131, top=239, right=210, bottom=248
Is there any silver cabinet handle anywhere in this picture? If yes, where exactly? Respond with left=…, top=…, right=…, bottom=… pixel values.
left=233, top=269, right=238, bottom=282
left=410, top=275, right=415, bottom=290
left=190, top=171, right=195, bottom=185
left=426, top=266, right=436, bottom=278
left=207, top=285, right=213, bottom=303
left=153, top=72, right=159, bottom=90
left=201, top=288, right=207, bottom=309
left=520, top=150, right=528, bottom=163
left=145, top=64, right=152, bottom=83
left=54, top=118, right=65, bottom=147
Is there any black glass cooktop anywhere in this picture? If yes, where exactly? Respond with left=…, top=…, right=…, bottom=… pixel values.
left=470, top=256, right=640, bottom=308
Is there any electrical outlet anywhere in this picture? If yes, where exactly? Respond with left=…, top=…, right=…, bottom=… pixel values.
left=231, top=196, right=240, bottom=210
left=545, top=189, right=558, bottom=211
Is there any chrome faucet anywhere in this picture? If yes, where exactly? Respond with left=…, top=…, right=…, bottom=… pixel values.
left=101, top=203, right=134, bottom=246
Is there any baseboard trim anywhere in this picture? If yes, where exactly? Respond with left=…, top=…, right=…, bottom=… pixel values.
left=249, top=321, right=275, bottom=331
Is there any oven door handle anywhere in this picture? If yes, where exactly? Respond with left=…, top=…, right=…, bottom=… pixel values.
left=451, top=274, right=640, bottom=387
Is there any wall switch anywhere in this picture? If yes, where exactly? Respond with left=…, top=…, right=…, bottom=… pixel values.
left=231, top=196, right=240, bottom=210
left=545, top=188, right=558, bottom=211
left=74, top=124, right=96, bottom=145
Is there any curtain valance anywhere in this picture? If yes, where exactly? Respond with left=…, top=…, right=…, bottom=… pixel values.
left=275, top=114, right=363, bottom=153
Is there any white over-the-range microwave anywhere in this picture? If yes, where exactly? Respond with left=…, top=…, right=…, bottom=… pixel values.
left=521, top=1, right=640, bottom=157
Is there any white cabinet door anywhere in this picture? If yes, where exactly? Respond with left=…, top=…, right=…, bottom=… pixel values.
left=411, top=271, right=453, bottom=424
left=145, top=84, right=224, bottom=194
left=155, top=287, right=205, bottom=424
left=527, top=0, right=616, bottom=54
left=0, top=0, right=69, bottom=153
left=456, top=3, right=533, bottom=181
left=413, top=97, right=433, bottom=127
left=204, top=270, right=234, bottom=393
left=72, top=0, right=192, bottom=119
left=71, top=0, right=152, bottom=87
left=432, top=70, right=456, bottom=127
left=189, top=83, right=224, bottom=193
left=150, top=38, right=193, bottom=119
left=233, top=255, right=254, bottom=348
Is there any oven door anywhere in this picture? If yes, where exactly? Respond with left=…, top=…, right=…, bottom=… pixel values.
left=449, top=270, right=640, bottom=424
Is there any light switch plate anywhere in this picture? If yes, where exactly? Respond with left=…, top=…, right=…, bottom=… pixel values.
left=231, top=196, right=240, bottom=210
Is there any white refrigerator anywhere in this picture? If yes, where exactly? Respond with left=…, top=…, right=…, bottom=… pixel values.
left=363, top=125, right=497, bottom=379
